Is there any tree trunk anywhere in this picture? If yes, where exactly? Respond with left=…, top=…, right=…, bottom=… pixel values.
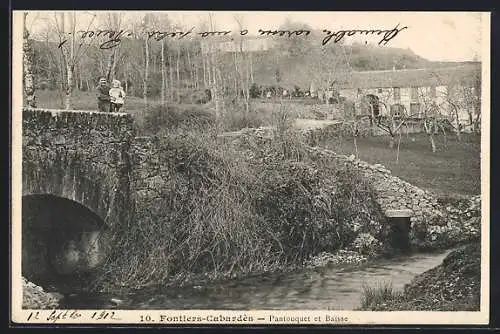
left=176, top=44, right=181, bottom=103
left=455, top=124, right=461, bottom=142
left=58, top=56, right=65, bottom=107
left=396, top=130, right=402, bottom=163
left=429, top=133, right=437, bottom=153
left=233, top=51, right=239, bottom=99
left=207, top=55, right=211, bottom=92
left=211, top=51, right=219, bottom=117
left=202, top=55, right=207, bottom=88
left=169, top=54, right=174, bottom=101
left=124, top=63, right=129, bottom=93
left=65, top=64, right=74, bottom=110
left=78, top=65, right=83, bottom=90
left=160, top=39, right=166, bottom=106
left=143, top=37, right=149, bottom=106
left=389, top=136, right=395, bottom=149
left=22, top=13, right=36, bottom=107
left=186, top=47, right=193, bottom=89
left=353, top=136, right=358, bottom=159
left=59, top=12, right=65, bottom=101
left=243, top=54, right=250, bottom=113
left=161, top=39, right=166, bottom=106
left=450, top=103, right=461, bottom=142
left=105, top=47, right=119, bottom=82
left=440, top=124, right=448, bottom=149
left=194, top=55, right=199, bottom=89
left=62, top=12, right=75, bottom=110
left=249, top=52, right=254, bottom=83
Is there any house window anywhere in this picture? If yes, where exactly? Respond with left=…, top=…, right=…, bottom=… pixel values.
left=410, top=103, right=421, bottom=117
left=378, top=88, right=383, bottom=93
left=391, top=104, right=404, bottom=117
left=410, top=87, right=419, bottom=102
left=393, top=87, right=401, bottom=101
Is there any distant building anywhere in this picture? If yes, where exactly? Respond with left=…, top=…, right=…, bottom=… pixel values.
left=336, top=64, right=481, bottom=131
left=201, top=36, right=276, bottom=54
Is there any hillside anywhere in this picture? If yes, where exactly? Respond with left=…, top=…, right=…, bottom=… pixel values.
left=241, top=43, right=474, bottom=90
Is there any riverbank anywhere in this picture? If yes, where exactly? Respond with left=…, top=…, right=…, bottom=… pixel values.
left=359, top=241, right=481, bottom=311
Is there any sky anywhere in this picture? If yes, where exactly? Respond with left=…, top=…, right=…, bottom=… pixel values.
left=21, top=11, right=487, bottom=62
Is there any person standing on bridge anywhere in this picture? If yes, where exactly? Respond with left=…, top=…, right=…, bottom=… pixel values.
left=96, top=77, right=111, bottom=112
left=109, top=79, right=126, bottom=113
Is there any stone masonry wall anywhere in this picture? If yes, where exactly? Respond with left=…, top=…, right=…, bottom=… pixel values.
left=22, top=108, right=136, bottom=227
left=128, top=136, right=168, bottom=228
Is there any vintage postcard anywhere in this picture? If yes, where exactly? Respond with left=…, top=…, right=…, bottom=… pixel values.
left=11, top=10, right=490, bottom=325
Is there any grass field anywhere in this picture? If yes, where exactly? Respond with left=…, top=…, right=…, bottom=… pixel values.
left=324, top=133, right=481, bottom=197
left=32, top=89, right=159, bottom=113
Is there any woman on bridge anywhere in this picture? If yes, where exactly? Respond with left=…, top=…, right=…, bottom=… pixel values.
left=96, top=78, right=111, bottom=112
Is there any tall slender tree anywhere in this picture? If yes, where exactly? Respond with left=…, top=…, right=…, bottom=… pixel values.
left=23, top=12, right=36, bottom=107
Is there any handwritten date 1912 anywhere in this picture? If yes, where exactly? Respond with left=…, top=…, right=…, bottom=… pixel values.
left=91, top=310, right=121, bottom=321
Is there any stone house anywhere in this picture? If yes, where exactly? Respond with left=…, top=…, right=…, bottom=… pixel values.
left=201, top=36, right=275, bottom=54
left=336, top=63, right=481, bottom=131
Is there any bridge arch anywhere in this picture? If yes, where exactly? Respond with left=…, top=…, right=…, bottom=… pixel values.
left=21, top=108, right=138, bottom=290
left=22, top=194, right=109, bottom=288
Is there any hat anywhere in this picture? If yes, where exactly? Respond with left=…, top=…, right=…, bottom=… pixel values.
left=99, top=77, right=107, bottom=83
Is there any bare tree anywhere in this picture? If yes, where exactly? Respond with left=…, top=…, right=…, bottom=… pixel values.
left=161, top=39, right=167, bottom=106
left=176, top=40, right=181, bottom=103
left=461, top=84, right=481, bottom=133
left=53, top=11, right=97, bottom=109
left=23, top=12, right=36, bottom=107
left=426, top=69, right=481, bottom=141
left=374, top=102, right=419, bottom=150
left=234, top=14, right=250, bottom=114
left=141, top=13, right=152, bottom=106
left=156, top=13, right=171, bottom=107
left=101, top=13, right=122, bottom=82
left=208, top=13, right=221, bottom=118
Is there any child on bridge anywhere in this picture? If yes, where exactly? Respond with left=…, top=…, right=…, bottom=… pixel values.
left=109, top=80, right=126, bottom=112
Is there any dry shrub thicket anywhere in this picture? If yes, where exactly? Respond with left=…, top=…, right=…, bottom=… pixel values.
left=94, top=104, right=386, bottom=291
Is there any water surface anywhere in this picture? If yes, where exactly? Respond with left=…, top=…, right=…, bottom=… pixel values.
left=61, top=250, right=450, bottom=310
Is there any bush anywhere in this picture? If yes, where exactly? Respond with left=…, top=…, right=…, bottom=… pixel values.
left=220, top=106, right=270, bottom=132
left=140, top=104, right=216, bottom=135
left=249, top=83, right=261, bottom=99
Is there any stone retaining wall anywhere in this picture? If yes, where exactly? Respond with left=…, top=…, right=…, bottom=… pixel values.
left=306, top=146, right=481, bottom=249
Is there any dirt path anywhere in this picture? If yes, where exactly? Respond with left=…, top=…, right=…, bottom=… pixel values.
left=294, top=118, right=342, bottom=130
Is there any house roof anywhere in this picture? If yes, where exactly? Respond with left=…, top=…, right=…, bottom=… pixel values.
left=337, top=63, right=481, bottom=89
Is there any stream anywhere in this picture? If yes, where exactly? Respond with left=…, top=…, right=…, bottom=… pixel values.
left=59, top=250, right=451, bottom=310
